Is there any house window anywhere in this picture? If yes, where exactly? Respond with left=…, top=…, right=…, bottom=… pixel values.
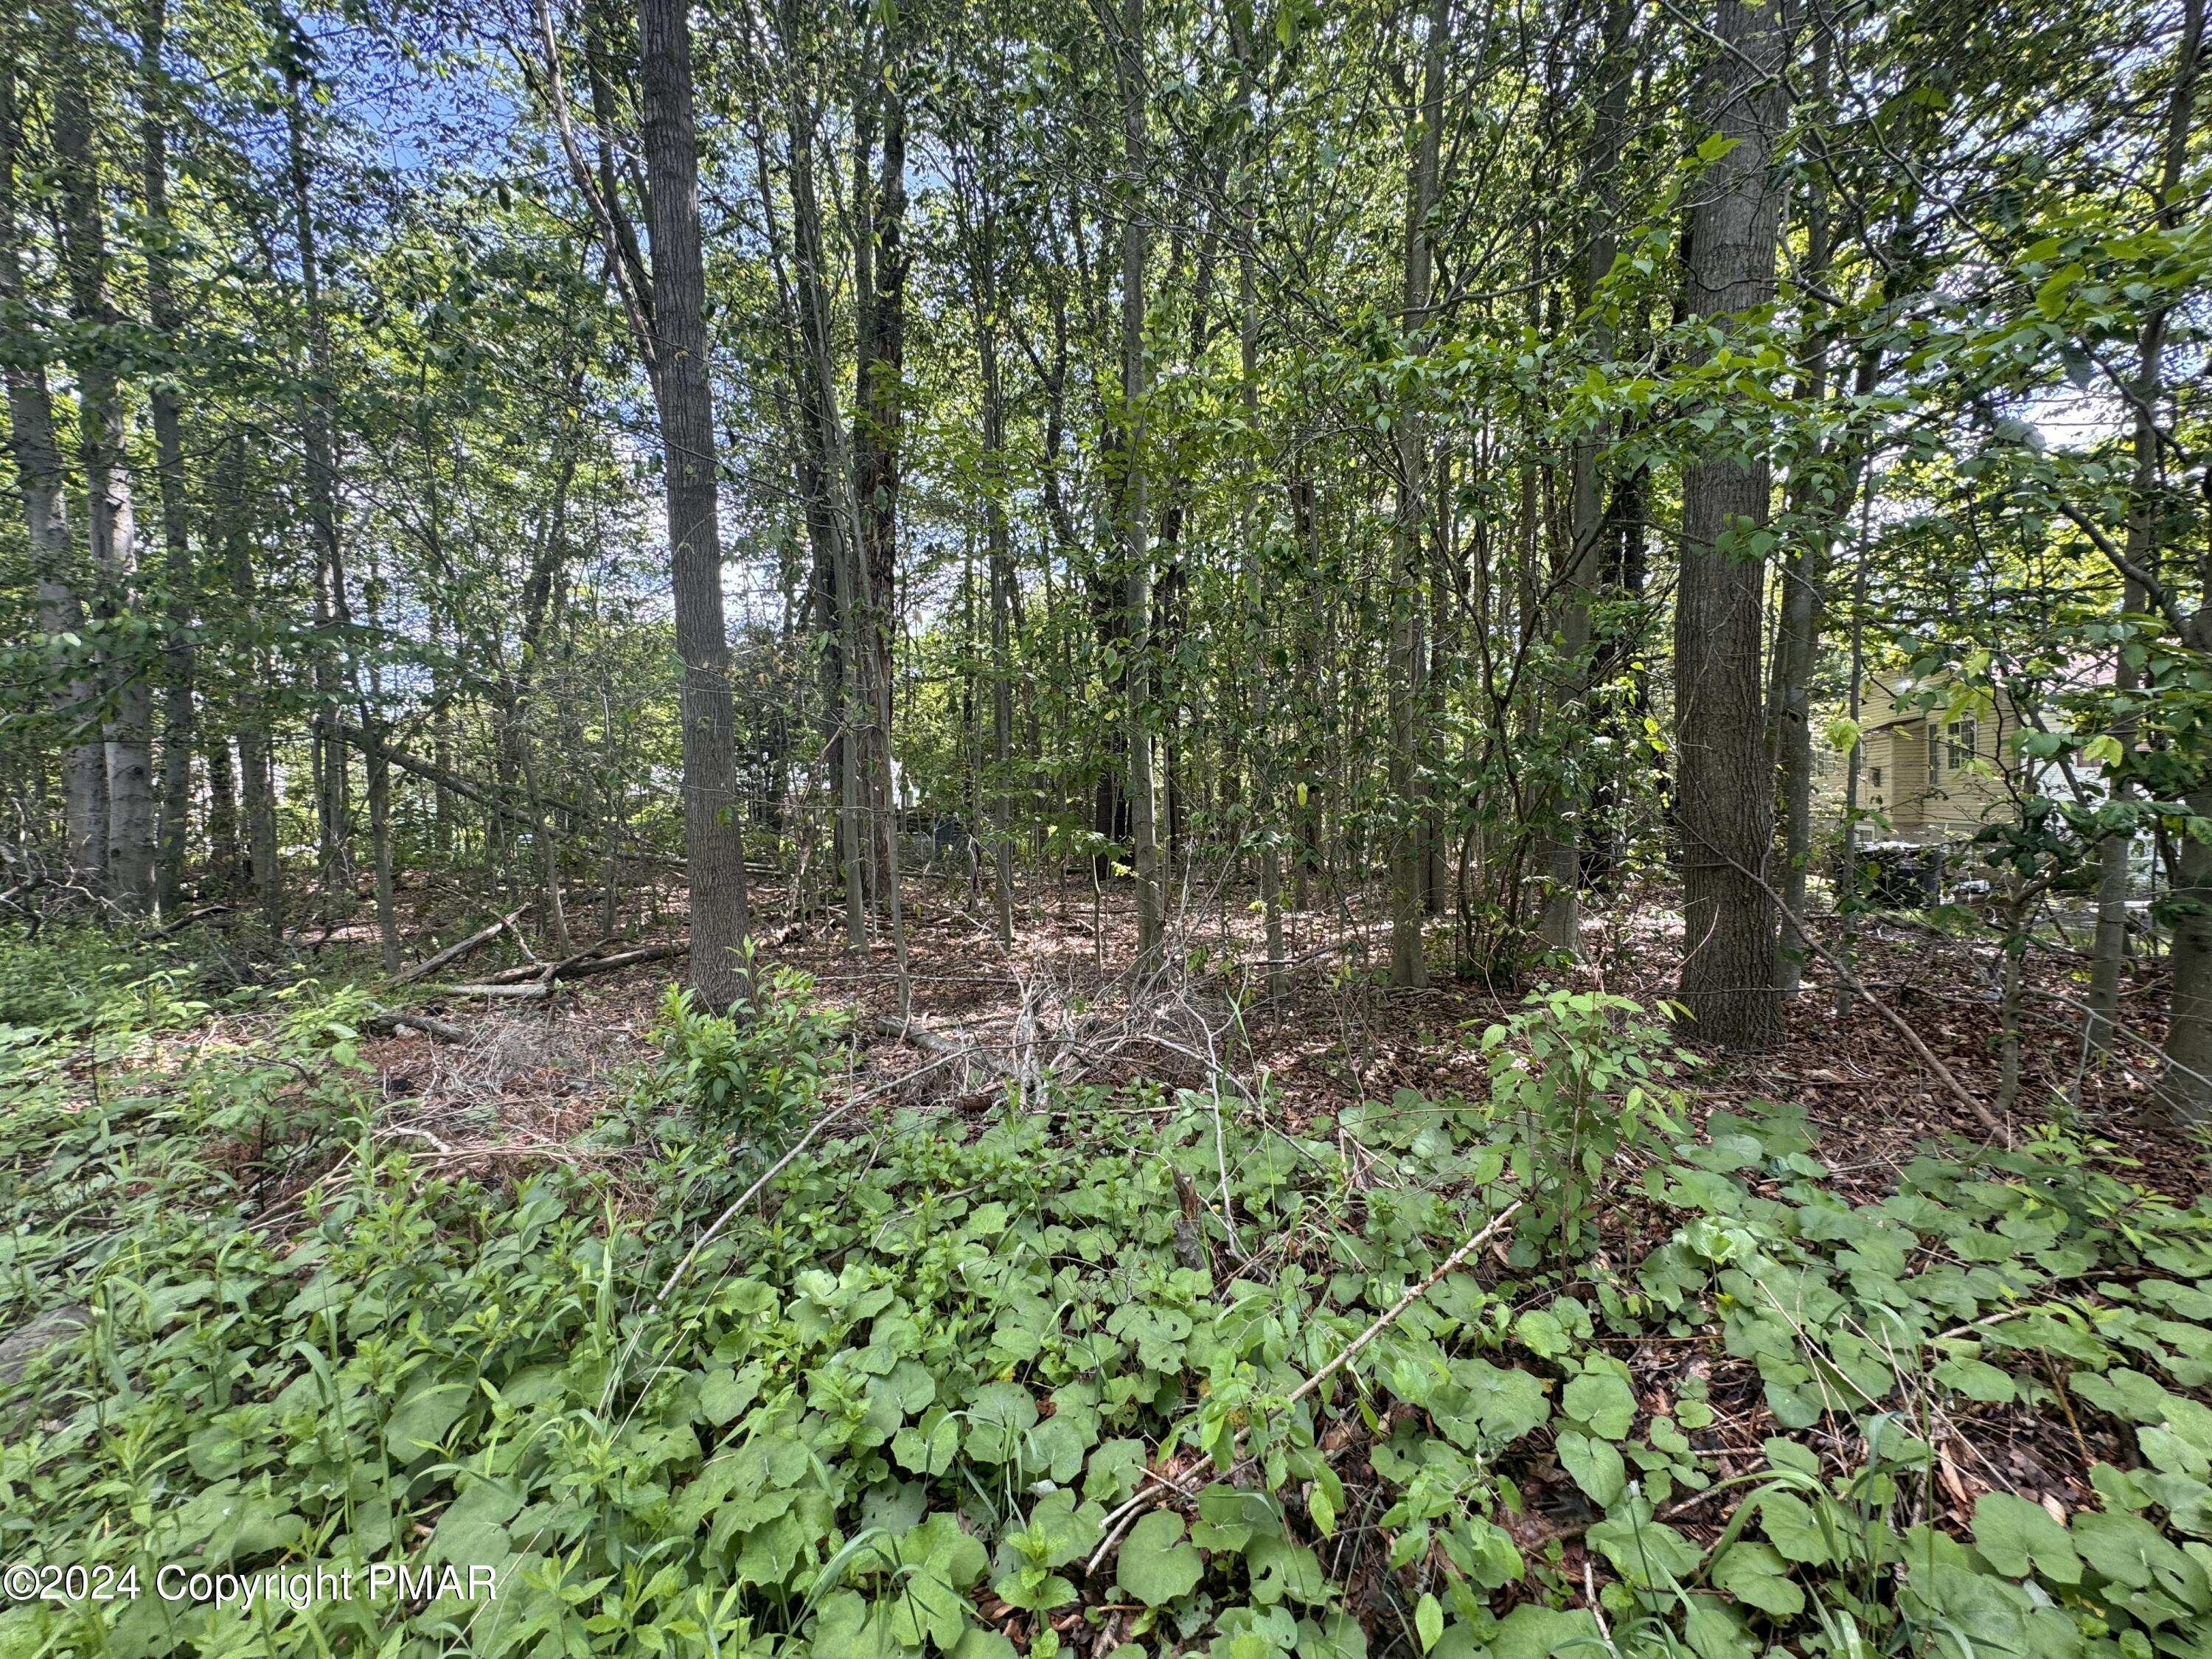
left=1871, top=765, right=1882, bottom=789
left=1947, top=718, right=1978, bottom=770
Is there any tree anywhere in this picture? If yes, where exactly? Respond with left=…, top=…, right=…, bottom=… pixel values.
left=638, top=0, right=752, bottom=1006
left=1672, top=0, right=1792, bottom=1049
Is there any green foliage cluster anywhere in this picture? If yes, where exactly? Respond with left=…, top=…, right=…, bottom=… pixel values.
left=0, top=979, right=2209, bottom=1659
left=650, top=971, right=849, bottom=1141
left=0, top=926, right=204, bottom=1037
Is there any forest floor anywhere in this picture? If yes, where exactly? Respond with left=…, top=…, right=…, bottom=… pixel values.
left=10, top=881, right=2210, bottom=1658
left=358, top=872, right=2192, bottom=1207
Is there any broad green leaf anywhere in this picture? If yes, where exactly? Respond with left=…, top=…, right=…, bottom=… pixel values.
left=1413, top=1591, right=1443, bottom=1653
left=1117, top=1511, right=1203, bottom=1605
left=1756, top=1490, right=1832, bottom=1565
left=1556, top=1428, right=1627, bottom=1508
left=1562, top=1370, right=1636, bottom=1439
left=1972, top=1491, right=2081, bottom=1584
left=1711, top=1541, right=1804, bottom=1616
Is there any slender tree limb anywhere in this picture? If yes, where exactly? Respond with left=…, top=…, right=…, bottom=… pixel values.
left=393, top=905, right=527, bottom=983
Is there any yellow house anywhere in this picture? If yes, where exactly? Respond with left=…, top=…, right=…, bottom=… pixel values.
left=1850, top=672, right=2028, bottom=843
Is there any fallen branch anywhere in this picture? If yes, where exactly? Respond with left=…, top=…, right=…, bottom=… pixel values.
left=365, top=1006, right=472, bottom=1044
left=393, top=907, right=527, bottom=984
left=442, top=943, right=689, bottom=1001
left=154, top=902, right=234, bottom=937
left=866, top=1013, right=1014, bottom=1077
left=1725, top=858, right=2009, bottom=1141
left=1285, top=1197, right=1526, bottom=1410
left=481, top=935, right=618, bottom=984
left=553, top=942, right=686, bottom=979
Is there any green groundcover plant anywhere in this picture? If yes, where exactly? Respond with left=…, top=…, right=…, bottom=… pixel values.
left=0, top=975, right=2208, bottom=1659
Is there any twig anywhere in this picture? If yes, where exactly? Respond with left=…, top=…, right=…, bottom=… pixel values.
left=1284, top=1198, right=1524, bottom=1410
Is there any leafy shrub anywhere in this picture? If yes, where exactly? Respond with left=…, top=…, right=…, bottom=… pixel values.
left=0, top=924, right=204, bottom=1034
left=1478, top=988, right=1688, bottom=1251
left=652, top=964, right=846, bottom=1138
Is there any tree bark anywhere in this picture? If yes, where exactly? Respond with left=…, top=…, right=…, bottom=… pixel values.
left=218, top=435, right=282, bottom=934
left=1115, top=0, right=1164, bottom=983
left=1388, top=0, right=1447, bottom=990
left=141, top=0, right=195, bottom=917
left=0, top=46, right=105, bottom=890
left=2146, top=0, right=2208, bottom=1119
left=1538, top=0, right=1633, bottom=959
left=284, top=69, right=350, bottom=916
left=2096, top=0, right=2199, bottom=1058
left=1228, top=3, right=1284, bottom=1000
left=55, top=24, right=155, bottom=911
left=639, top=0, right=753, bottom=1008
left=852, top=35, right=908, bottom=908
left=1673, top=0, right=1790, bottom=1049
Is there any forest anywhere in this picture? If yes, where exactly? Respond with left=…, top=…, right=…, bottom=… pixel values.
left=2, top=0, right=2211, bottom=1654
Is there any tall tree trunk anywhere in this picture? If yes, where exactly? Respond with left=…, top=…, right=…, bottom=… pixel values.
left=142, top=0, right=195, bottom=916
left=219, top=434, right=282, bottom=934
left=1115, top=0, right=1164, bottom=982
left=853, top=40, right=908, bottom=909
left=1388, top=0, right=1447, bottom=990
left=972, top=206, right=1017, bottom=947
left=285, top=68, right=349, bottom=916
left=779, top=45, right=872, bottom=953
left=2098, top=0, right=2200, bottom=1060
left=1769, top=32, right=1853, bottom=998
left=1229, top=3, right=1284, bottom=1000
left=639, top=0, right=753, bottom=1007
left=205, top=734, right=238, bottom=890
left=55, top=27, right=156, bottom=912
left=0, top=46, right=105, bottom=888
left=2145, top=0, right=2207, bottom=1119
left=1673, top=0, right=1790, bottom=1049
left=1538, top=0, right=1633, bottom=958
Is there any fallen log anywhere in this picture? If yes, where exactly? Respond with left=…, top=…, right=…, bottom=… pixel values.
left=394, top=906, right=528, bottom=984
left=440, top=944, right=689, bottom=1002
left=866, top=1014, right=1014, bottom=1077
left=554, top=942, right=685, bottom=979
left=365, top=1006, right=473, bottom=1043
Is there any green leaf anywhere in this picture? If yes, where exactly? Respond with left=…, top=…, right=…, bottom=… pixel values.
left=384, top=1378, right=473, bottom=1461
left=1556, top=1429, right=1627, bottom=1508
left=1248, top=1536, right=1326, bottom=1605
left=1683, top=1593, right=1756, bottom=1659
left=1588, top=1500, right=1701, bottom=1586
left=1562, top=1369, right=1637, bottom=1439
left=698, top=1363, right=762, bottom=1426
left=2072, top=1366, right=2183, bottom=1425
left=1711, top=1541, right=1804, bottom=1616
left=1756, top=1490, right=1832, bottom=1565
left=1117, top=1511, right=1203, bottom=1605
left=1516, top=1309, right=1571, bottom=1358
left=1931, top=1356, right=2017, bottom=1403
left=1972, top=1492, right=2081, bottom=1584
left=1414, top=1591, right=1444, bottom=1653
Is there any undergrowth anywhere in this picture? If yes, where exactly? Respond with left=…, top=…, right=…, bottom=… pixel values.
left=0, top=976, right=2208, bottom=1659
